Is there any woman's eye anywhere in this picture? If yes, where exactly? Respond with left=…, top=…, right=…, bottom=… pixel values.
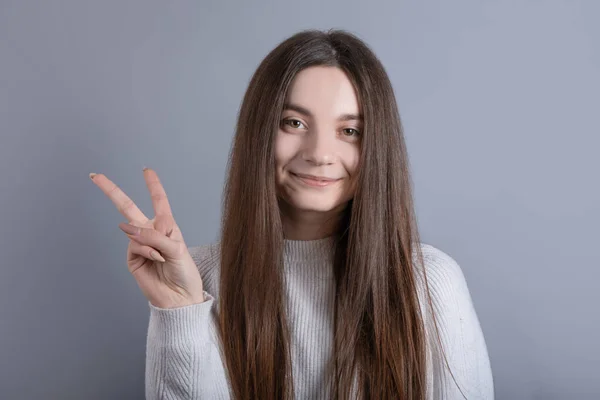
left=342, top=128, right=361, bottom=137
left=284, top=119, right=305, bottom=129
left=282, top=119, right=360, bottom=138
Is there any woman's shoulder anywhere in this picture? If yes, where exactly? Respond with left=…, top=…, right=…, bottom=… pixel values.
left=416, top=243, right=469, bottom=287
left=187, top=240, right=476, bottom=309
left=414, top=242, right=477, bottom=319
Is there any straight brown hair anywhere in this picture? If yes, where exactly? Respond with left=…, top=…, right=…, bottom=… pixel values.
left=218, top=28, right=465, bottom=399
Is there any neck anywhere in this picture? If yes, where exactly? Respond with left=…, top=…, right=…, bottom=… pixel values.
left=279, top=199, right=347, bottom=240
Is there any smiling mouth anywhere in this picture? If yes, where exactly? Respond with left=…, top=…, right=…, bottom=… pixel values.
left=291, top=172, right=341, bottom=187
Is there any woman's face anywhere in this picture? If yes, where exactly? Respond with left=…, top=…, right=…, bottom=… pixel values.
left=275, top=66, right=362, bottom=215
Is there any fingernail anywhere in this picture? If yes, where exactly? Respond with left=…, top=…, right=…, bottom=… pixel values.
left=119, top=223, right=140, bottom=235
left=143, top=166, right=149, bottom=172
left=89, top=173, right=97, bottom=180
left=150, top=250, right=166, bottom=262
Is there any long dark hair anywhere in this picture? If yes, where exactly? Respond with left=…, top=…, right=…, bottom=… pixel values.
left=218, top=28, right=464, bottom=399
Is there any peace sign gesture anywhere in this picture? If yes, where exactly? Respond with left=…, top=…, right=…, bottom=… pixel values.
left=89, top=168, right=205, bottom=308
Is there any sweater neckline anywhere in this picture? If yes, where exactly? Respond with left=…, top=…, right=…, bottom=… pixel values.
left=283, top=235, right=337, bottom=262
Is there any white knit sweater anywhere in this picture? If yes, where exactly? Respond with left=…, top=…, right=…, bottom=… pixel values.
left=145, top=237, right=494, bottom=399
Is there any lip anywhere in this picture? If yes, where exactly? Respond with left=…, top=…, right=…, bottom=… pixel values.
left=291, top=172, right=341, bottom=187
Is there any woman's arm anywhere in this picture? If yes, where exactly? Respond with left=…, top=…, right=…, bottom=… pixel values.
left=145, top=291, right=232, bottom=399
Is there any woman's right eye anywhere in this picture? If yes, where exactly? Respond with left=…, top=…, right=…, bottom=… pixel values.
left=283, top=119, right=305, bottom=129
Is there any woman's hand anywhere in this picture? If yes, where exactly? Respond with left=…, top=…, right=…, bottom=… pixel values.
left=90, top=168, right=205, bottom=309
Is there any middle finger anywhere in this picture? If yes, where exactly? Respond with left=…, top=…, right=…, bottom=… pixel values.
left=143, top=168, right=173, bottom=218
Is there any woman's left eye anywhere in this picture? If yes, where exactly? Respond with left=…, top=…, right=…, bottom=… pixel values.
left=342, top=128, right=360, bottom=137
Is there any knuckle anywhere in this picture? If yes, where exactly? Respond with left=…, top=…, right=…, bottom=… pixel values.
left=150, top=193, right=165, bottom=202
left=118, top=199, right=135, bottom=214
left=142, top=227, right=155, bottom=238
left=107, top=183, right=119, bottom=195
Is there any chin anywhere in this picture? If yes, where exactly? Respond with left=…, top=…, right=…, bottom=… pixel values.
left=286, top=194, right=349, bottom=213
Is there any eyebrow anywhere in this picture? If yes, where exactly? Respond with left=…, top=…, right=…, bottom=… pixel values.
left=283, top=103, right=364, bottom=122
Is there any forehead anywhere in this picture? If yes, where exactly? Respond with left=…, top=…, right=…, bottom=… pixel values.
left=285, top=66, right=361, bottom=115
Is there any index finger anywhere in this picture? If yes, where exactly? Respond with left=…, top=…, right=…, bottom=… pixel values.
left=89, top=173, right=149, bottom=223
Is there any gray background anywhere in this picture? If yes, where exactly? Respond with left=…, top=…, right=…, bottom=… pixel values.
left=1, top=0, right=598, bottom=399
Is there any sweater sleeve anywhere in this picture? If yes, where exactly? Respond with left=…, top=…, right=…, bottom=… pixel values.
left=422, top=245, right=495, bottom=400
left=145, top=290, right=231, bottom=400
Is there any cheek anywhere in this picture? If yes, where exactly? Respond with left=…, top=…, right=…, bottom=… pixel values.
left=274, top=132, right=299, bottom=168
left=342, top=146, right=360, bottom=175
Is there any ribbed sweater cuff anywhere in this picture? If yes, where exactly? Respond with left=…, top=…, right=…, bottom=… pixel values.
left=145, top=291, right=217, bottom=399
left=147, top=290, right=216, bottom=344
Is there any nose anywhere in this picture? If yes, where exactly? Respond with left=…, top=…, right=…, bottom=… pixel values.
left=300, top=129, right=337, bottom=166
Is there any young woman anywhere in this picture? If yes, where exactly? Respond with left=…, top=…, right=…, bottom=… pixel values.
left=90, top=29, right=493, bottom=399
